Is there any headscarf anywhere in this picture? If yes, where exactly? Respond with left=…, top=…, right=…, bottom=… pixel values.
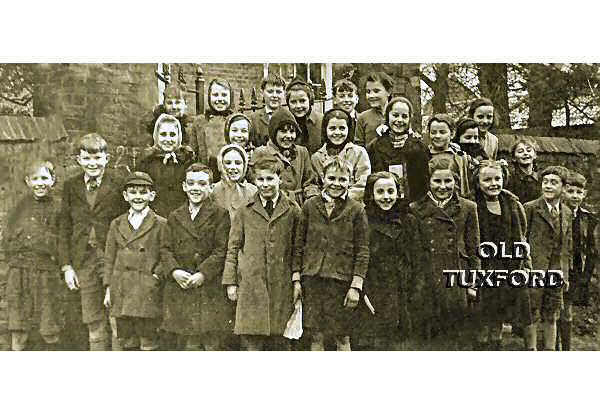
left=216, top=143, right=249, bottom=184
left=268, top=107, right=301, bottom=160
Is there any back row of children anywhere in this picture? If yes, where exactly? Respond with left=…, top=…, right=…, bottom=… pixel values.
left=2, top=70, right=598, bottom=351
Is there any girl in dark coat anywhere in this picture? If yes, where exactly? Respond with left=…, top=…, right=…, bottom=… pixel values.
left=137, top=113, right=195, bottom=219
left=367, top=97, right=430, bottom=202
left=3, top=161, right=62, bottom=350
left=409, top=158, right=480, bottom=350
left=354, top=171, right=414, bottom=350
left=468, top=160, right=533, bottom=351
left=506, top=137, right=541, bottom=204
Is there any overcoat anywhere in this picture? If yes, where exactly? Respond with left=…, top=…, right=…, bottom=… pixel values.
left=569, top=207, right=600, bottom=305
left=190, top=113, right=230, bottom=165
left=222, top=192, right=301, bottom=336
left=295, top=108, right=323, bottom=155
left=523, top=197, right=573, bottom=309
left=249, top=108, right=271, bottom=148
left=159, top=198, right=232, bottom=335
left=409, top=194, right=481, bottom=330
left=252, top=141, right=319, bottom=206
left=103, top=210, right=167, bottom=318
left=58, top=171, right=128, bottom=288
left=354, top=108, right=385, bottom=147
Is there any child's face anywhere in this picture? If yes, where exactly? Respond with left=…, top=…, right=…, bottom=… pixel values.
left=222, top=150, right=244, bottom=182
left=254, top=169, right=281, bottom=200
left=459, top=128, right=480, bottom=144
left=275, top=124, right=297, bottom=149
left=334, top=89, right=358, bottom=114
left=77, top=149, right=109, bottom=178
left=165, top=96, right=187, bottom=118
left=429, top=121, right=453, bottom=151
left=389, top=101, right=410, bottom=134
left=326, top=117, right=349, bottom=146
left=288, top=89, right=310, bottom=118
left=323, top=167, right=350, bottom=199
left=263, top=83, right=285, bottom=110
left=478, top=167, right=503, bottom=198
left=541, top=173, right=563, bottom=202
left=123, top=185, right=155, bottom=212
left=430, top=169, right=455, bottom=201
left=563, top=184, right=587, bottom=209
left=228, top=119, right=250, bottom=147
left=182, top=171, right=212, bottom=205
left=373, top=177, right=398, bottom=211
left=209, top=83, right=231, bottom=112
left=366, top=81, right=389, bottom=109
left=26, top=166, right=55, bottom=199
left=513, top=143, right=536, bottom=166
left=473, top=105, right=494, bottom=134
left=156, top=122, right=179, bottom=153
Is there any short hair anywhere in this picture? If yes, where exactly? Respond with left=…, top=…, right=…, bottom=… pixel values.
left=224, top=114, right=255, bottom=145
left=78, top=133, right=108, bottom=154
left=428, top=157, right=460, bottom=185
left=468, top=97, right=497, bottom=130
left=251, top=155, right=283, bottom=176
left=322, top=157, right=352, bottom=179
left=364, top=171, right=404, bottom=204
left=164, top=82, right=188, bottom=102
left=260, top=73, right=286, bottom=91
left=207, top=78, right=233, bottom=114
left=185, top=163, right=214, bottom=183
left=364, top=71, right=395, bottom=93
left=333, top=79, right=358, bottom=96
left=455, top=117, right=479, bottom=139
left=510, top=137, right=539, bottom=158
left=384, top=96, right=414, bottom=128
left=26, top=160, right=56, bottom=181
left=540, top=165, right=570, bottom=184
left=566, top=171, right=587, bottom=188
left=427, top=113, right=455, bottom=133
left=285, top=82, right=314, bottom=106
left=321, top=108, right=353, bottom=146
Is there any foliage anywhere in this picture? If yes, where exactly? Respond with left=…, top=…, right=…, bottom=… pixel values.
left=0, top=64, right=34, bottom=116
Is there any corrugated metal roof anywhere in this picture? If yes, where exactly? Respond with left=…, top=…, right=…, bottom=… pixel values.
left=498, top=134, right=599, bottom=155
left=0, top=116, right=68, bottom=142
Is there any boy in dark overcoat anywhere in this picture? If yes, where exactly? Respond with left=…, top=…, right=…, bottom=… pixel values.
left=159, top=163, right=232, bottom=350
left=523, top=165, right=573, bottom=351
left=103, top=172, right=166, bottom=350
left=249, top=73, right=287, bottom=147
left=59, top=133, right=128, bottom=350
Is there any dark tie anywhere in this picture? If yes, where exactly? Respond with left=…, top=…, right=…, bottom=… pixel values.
left=550, top=206, right=559, bottom=221
left=265, top=199, right=274, bottom=217
left=573, top=212, right=583, bottom=270
left=88, top=179, right=99, bottom=191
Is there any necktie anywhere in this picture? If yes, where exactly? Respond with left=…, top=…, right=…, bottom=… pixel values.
left=265, top=199, right=274, bottom=217
left=551, top=206, right=559, bottom=220
left=88, top=179, right=99, bottom=191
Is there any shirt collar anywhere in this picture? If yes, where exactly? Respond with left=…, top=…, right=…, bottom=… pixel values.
left=428, top=191, right=452, bottom=208
left=128, top=206, right=150, bottom=218
left=265, top=105, right=275, bottom=115
left=260, top=191, right=279, bottom=208
left=545, top=201, right=560, bottom=213
left=321, top=189, right=347, bottom=203
left=84, top=174, right=103, bottom=184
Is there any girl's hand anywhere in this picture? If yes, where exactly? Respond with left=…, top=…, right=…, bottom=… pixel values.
left=227, top=285, right=238, bottom=301
left=103, top=287, right=111, bottom=308
left=344, top=288, right=360, bottom=309
left=172, top=269, right=192, bottom=289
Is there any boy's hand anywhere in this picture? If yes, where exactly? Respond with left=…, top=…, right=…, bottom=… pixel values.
left=104, top=287, right=111, bottom=308
left=227, top=285, right=238, bottom=301
left=467, top=288, right=477, bottom=300
left=186, top=272, right=205, bottom=288
left=64, top=266, right=79, bottom=291
left=293, top=281, right=302, bottom=304
left=172, top=269, right=192, bottom=289
left=343, top=288, right=360, bottom=309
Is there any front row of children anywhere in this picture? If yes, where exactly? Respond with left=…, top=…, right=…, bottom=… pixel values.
left=3, top=133, right=599, bottom=351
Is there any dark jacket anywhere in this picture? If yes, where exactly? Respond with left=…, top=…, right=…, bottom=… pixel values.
left=103, top=210, right=167, bottom=319
left=137, top=146, right=195, bottom=219
left=249, top=108, right=271, bottom=148
left=294, top=195, right=370, bottom=282
left=354, top=108, right=385, bottom=147
left=294, top=108, right=323, bottom=155
left=58, top=171, right=128, bottom=285
left=506, top=167, right=541, bottom=205
left=158, top=198, right=232, bottom=334
left=409, top=194, right=481, bottom=326
left=570, top=207, right=600, bottom=305
left=368, top=135, right=431, bottom=202
left=223, top=192, right=301, bottom=335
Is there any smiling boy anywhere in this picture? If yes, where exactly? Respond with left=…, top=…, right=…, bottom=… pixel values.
left=251, top=73, right=287, bottom=147
left=103, top=172, right=166, bottom=350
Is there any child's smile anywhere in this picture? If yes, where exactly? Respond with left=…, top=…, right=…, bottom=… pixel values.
left=513, top=143, right=536, bottom=166
left=478, top=167, right=503, bottom=198
left=430, top=169, right=455, bottom=201
left=123, top=186, right=155, bottom=212
left=373, top=177, right=398, bottom=210
left=165, top=97, right=187, bottom=118
left=254, top=169, right=280, bottom=200
left=263, top=83, right=285, bottom=110
left=288, top=90, right=310, bottom=118
left=210, top=83, right=231, bottom=112
left=389, top=102, right=410, bottom=134
left=276, top=126, right=297, bottom=149
left=563, top=185, right=586, bottom=209
left=366, top=81, right=389, bottom=109
left=183, top=171, right=212, bottom=205
left=77, top=149, right=109, bottom=179
left=228, top=119, right=250, bottom=147
left=222, top=150, right=244, bottom=182
left=473, top=105, right=494, bottom=134
left=429, top=121, right=452, bottom=151
left=26, top=166, right=55, bottom=199
left=542, top=174, right=563, bottom=201
left=157, top=122, right=180, bottom=152
left=324, top=168, right=350, bottom=199
left=334, top=90, right=357, bottom=114
left=326, top=118, right=349, bottom=146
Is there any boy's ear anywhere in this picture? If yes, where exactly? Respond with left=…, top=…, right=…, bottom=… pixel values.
left=148, top=191, right=156, bottom=201
left=181, top=181, right=186, bottom=192
left=122, top=191, right=128, bottom=201
left=24, top=176, right=31, bottom=186
left=209, top=183, right=215, bottom=193
left=105, top=153, right=111, bottom=162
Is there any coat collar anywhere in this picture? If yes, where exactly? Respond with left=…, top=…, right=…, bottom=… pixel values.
left=172, top=198, right=217, bottom=239
left=531, top=197, right=566, bottom=233
left=265, top=140, right=294, bottom=166
left=415, top=194, right=462, bottom=222
left=370, top=217, right=402, bottom=239
left=74, top=171, right=117, bottom=208
left=247, top=191, right=291, bottom=222
left=116, top=209, right=158, bottom=244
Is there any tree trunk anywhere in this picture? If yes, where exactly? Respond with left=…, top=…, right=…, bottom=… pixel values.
left=527, top=63, right=554, bottom=128
left=431, top=64, right=449, bottom=114
left=477, top=63, right=511, bottom=129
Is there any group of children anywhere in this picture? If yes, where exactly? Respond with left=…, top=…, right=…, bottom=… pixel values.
left=2, top=70, right=599, bottom=351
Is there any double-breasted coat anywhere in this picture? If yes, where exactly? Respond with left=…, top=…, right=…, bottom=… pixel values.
left=222, top=192, right=302, bottom=336
left=103, top=210, right=166, bottom=319
left=159, top=199, right=232, bottom=335
left=409, top=194, right=481, bottom=331
left=523, top=197, right=573, bottom=310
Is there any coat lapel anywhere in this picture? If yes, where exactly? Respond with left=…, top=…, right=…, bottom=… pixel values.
left=73, top=174, right=90, bottom=206
left=535, top=199, right=558, bottom=233
left=250, top=195, right=272, bottom=222
left=93, top=172, right=115, bottom=209
left=371, top=219, right=401, bottom=239
left=173, top=203, right=202, bottom=240
left=192, top=199, right=216, bottom=230
left=126, top=210, right=158, bottom=244
left=270, top=194, right=290, bottom=222
left=260, top=109, right=270, bottom=128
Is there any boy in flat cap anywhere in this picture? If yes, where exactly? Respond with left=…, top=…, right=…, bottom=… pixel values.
left=103, top=171, right=167, bottom=350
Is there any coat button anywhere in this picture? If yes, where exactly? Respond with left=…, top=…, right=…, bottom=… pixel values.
left=430, top=248, right=435, bottom=252
left=430, top=239, right=434, bottom=244
left=449, top=238, right=454, bottom=243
